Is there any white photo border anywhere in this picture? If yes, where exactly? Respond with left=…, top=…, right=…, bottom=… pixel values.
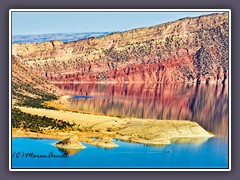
left=9, top=9, right=231, bottom=171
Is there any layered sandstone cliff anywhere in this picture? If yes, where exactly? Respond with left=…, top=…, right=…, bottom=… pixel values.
left=12, top=13, right=229, bottom=84
left=12, top=55, right=59, bottom=105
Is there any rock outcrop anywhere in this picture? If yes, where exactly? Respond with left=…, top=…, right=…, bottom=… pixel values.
left=12, top=13, right=229, bottom=84
left=54, top=136, right=86, bottom=149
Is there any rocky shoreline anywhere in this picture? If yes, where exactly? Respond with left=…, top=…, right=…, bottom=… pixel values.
left=12, top=101, right=214, bottom=149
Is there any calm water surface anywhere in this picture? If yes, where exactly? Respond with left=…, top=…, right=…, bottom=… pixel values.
left=56, top=83, right=229, bottom=137
left=12, top=137, right=228, bottom=168
left=12, top=83, right=229, bottom=169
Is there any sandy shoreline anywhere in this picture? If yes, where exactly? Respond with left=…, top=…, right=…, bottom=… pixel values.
left=13, top=102, right=214, bottom=149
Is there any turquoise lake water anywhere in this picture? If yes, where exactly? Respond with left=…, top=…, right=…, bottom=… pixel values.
left=12, top=137, right=228, bottom=169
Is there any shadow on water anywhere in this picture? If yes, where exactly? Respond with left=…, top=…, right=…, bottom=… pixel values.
left=56, top=147, right=82, bottom=156
left=170, top=137, right=211, bottom=145
left=56, top=83, right=228, bottom=137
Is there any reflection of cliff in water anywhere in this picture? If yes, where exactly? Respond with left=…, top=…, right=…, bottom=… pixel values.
left=56, top=83, right=228, bottom=137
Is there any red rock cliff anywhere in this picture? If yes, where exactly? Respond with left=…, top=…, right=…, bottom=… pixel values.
left=12, top=12, right=229, bottom=84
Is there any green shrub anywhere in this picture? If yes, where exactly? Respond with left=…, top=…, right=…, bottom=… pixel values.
left=12, top=108, right=76, bottom=132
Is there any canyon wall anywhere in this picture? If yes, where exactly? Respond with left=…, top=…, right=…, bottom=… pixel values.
left=12, top=55, right=59, bottom=105
left=12, top=13, right=229, bottom=84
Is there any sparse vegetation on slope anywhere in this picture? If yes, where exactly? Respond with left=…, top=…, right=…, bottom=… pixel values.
left=12, top=13, right=229, bottom=84
left=12, top=55, right=59, bottom=108
left=12, top=108, right=77, bottom=132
